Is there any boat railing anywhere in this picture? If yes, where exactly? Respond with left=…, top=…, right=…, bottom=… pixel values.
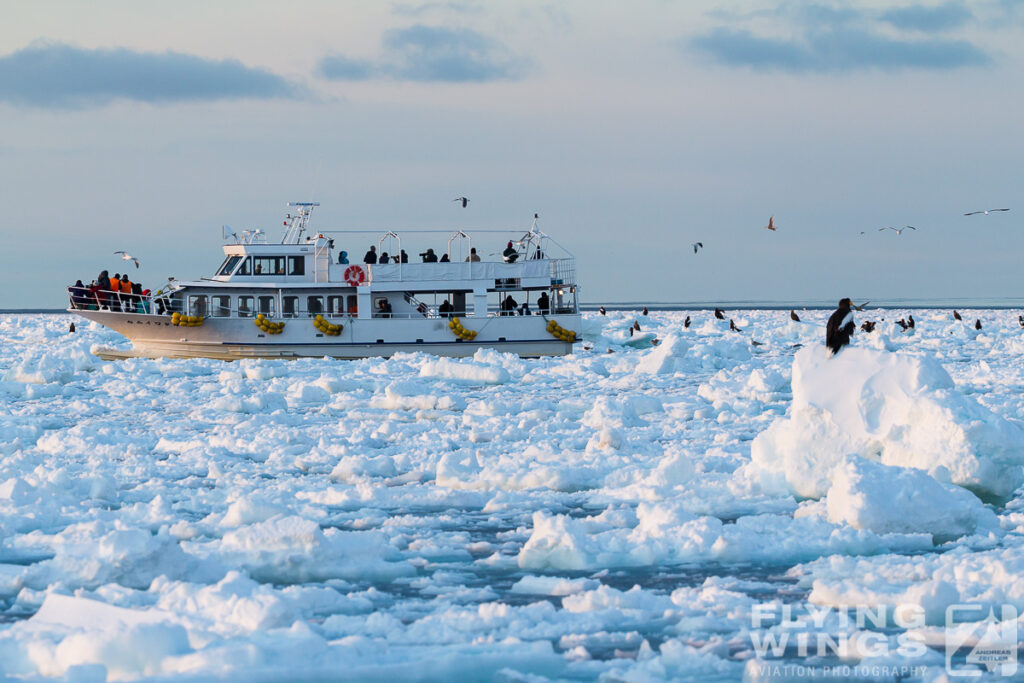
left=67, top=287, right=166, bottom=314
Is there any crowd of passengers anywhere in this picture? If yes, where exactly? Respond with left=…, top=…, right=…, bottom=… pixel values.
left=68, top=271, right=151, bottom=312
left=341, top=241, right=543, bottom=265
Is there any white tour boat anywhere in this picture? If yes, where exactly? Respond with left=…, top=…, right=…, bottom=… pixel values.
left=69, top=203, right=582, bottom=360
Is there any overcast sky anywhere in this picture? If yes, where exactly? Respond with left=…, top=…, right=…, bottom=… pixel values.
left=3, top=0, right=1023, bottom=309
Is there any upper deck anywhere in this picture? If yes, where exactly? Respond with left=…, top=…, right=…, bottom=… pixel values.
left=202, top=203, right=577, bottom=293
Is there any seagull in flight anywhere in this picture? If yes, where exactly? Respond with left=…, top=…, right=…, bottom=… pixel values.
left=453, top=197, right=469, bottom=208
left=691, top=242, right=703, bottom=254
left=765, top=215, right=776, bottom=231
left=964, top=208, right=1009, bottom=216
left=114, top=251, right=140, bottom=268
left=879, top=225, right=916, bottom=236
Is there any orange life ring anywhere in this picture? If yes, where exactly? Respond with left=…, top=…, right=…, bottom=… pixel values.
left=344, top=265, right=366, bottom=287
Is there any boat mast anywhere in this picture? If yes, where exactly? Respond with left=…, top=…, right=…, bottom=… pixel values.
left=282, top=202, right=320, bottom=244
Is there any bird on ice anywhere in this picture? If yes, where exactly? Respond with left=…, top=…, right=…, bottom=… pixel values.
left=691, top=242, right=703, bottom=254
left=765, top=215, right=776, bottom=231
left=453, top=197, right=469, bottom=208
left=114, top=251, right=140, bottom=268
left=790, top=310, right=800, bottom=322
left=714, top=307, right=725, bottom=320
left=953, top=310, right=962, bottom=321
left=975, top=319, right=983, bottom=330
left=964, top=208, right=1009, bottom=216
left=879, top=226, right=916, bottom=236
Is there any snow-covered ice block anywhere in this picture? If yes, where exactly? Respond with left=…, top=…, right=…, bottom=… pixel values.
left=825, top=458, right=998, bottom=541
left=748, top=346, right=1024, bottom=501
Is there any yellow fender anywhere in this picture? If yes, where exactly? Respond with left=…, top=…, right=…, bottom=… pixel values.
left=448, top=317, right=477, bottom=340
left=547, top=319, right=577, bottom=343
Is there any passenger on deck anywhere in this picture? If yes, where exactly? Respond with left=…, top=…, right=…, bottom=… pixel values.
left=377, top=299, right=393, bottom=317
left=537, top=291, right=550, bottom=315
left=439, top=299, right=453, bottom=317
left=518, top=301, right=530, bottom=316
left=89, top=281, right=102, bottom=309
left=69, top=280, right=88, bottom=309
left=502, top=241, right=519, bottom=263
left=379, top=252, right=390, bottom=264
left=421, top=248, right=438, bottom=263
left=501, top=295, right=517, bottom=316
left=400, top=250, right=409, bottom=263
left=111, top=274, right=124, bottom=311
left=120, top=275, right=133, bottom=311
left=440, top=253, right=450, bottom=263
left=363, top=246, right=378, bottom=264
left=337, top=250, right=349, bottom=264
left=466, top=247, right=481, bottom=262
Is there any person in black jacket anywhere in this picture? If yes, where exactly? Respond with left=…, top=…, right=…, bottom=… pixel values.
left=537, top=291, right=550, bottom=315
left=69, top=280, right=88, bottom=309
left=96, top=270, right=111, bottom=309
left=826, top=298, right=855, bottom=355
left=363, top=246, right=378, bottom=264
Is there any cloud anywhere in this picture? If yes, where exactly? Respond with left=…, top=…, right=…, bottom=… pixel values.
left=880, top=2, right=973, bottom=32
left=0, top=42, right=300, bottom=108
left=318, top=25, right=524, bottom=83
left=689, top=3, right=990, bottom=73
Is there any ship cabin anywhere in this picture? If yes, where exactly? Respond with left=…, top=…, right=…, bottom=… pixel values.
left=157, top=210, right=578, bottom=324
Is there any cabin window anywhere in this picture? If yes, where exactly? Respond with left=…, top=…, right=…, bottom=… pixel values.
left=211, top=295, right=231, bottom=317
left=288, top=256, right=305, bottom=276
left=218, top=256, right=242, bottom=276
left=346, top=295, right=358, bottom=316
left=237, top=296, right=254, bottom=317
left=307, top=296, right=323, bottom=316
left=187, top=295, right=208, bottom=317
left=327, top=296, right=344, bottom=315
left=236, top=258, right=252, bottom=276
left=283, top=296, right=298, bottom=318
left=253, top=256, right=285, bottom=276
left=258, top=296, right=276, bottom=317
left=374, top=297, right=392, bottom=318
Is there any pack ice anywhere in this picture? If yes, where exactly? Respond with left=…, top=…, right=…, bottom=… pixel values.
left=0, top=310, right=1022, bottom=681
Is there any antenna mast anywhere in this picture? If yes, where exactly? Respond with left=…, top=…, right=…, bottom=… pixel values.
left=282, top=202, right=320, bottom=244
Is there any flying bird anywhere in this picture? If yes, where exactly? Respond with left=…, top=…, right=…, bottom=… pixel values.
left=453, top=197, right=469, bottom=208
left=114, top=251, right=140, bottom=268
left=790, top=310, right=800, bottom=322
left=879, top=226, right=916, bottom=236
left=691, top=242, right=703, bottom=254
left=964, top=209, right=1009, bottom=216
left=765, top=215, right=776, bottom=231
left=953, top=310, right=962, bottom=321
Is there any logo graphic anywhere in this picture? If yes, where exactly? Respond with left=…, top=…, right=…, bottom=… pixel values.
left=946, top=604, right=1018, bottom=677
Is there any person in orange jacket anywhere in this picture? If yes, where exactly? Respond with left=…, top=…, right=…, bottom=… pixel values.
left=110, top=274, right=122, bottom=311
left=120, top=275, right=132, bottom=312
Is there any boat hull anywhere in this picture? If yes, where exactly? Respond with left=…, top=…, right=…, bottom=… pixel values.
left=72, top=309, right=579, bottom=360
